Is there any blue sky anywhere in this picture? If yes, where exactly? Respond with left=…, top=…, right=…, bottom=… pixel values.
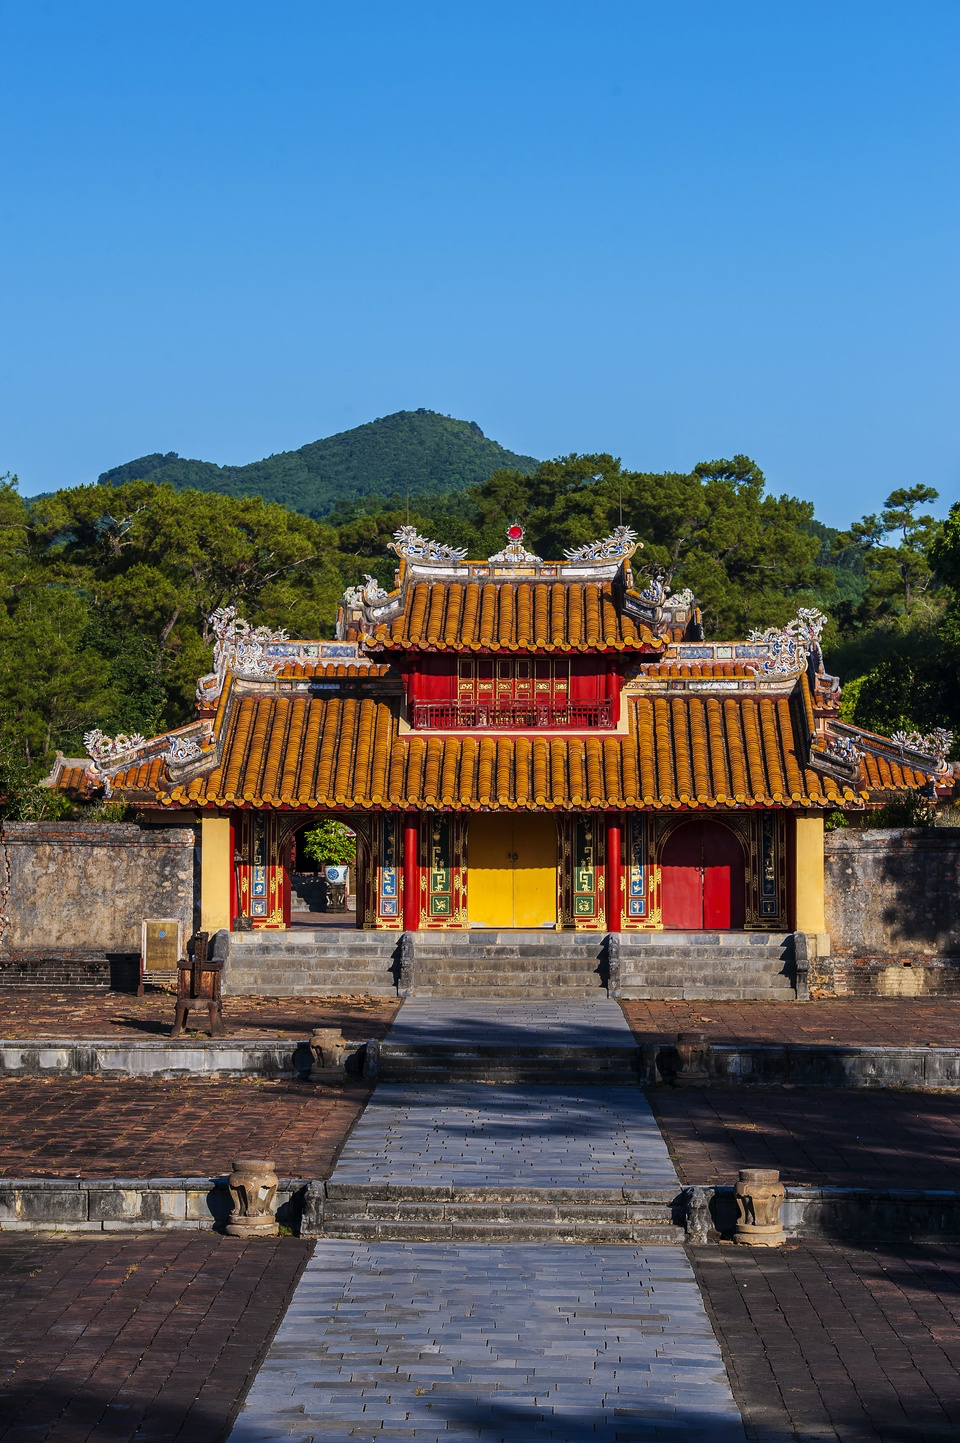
left=2, top=1, right=957, bottom=526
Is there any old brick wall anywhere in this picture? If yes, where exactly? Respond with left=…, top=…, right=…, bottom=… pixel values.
left=0, top=822, right=196, bottom=986
left=820, top=828, right=960, bottom=997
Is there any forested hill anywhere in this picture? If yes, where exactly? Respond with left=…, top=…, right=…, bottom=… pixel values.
left=97, top=409, right=539, bottom=519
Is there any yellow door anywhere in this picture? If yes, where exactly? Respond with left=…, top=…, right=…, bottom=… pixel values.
left=468, top=815, right=557, bottom=928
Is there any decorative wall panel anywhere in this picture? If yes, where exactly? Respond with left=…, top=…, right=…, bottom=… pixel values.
left=420, top=814, right=467, bottom=928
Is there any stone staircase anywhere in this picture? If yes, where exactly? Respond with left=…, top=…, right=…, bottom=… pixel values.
left=379, top=1040, right=641, bottom=1083
left=613, top=931, right=798, bottom=1000
left=310, top=1182, right=685, bottom=1244
left=222, top=929, right=400, bottom=996
left=405, top=931, right=607, bottom=998
left=220, top=926, right=801, bottom=999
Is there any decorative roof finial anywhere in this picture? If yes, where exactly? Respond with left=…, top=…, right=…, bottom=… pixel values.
left=488, top=522, right=542, bottom=565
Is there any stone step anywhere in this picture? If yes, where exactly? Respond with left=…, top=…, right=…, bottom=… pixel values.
left=620, top=984, right=794, bottom=1001
left=410, top=969, right=605, bottom=985
left=620, top=960, right=791, bottom=977
left=223, top=972, right=397, bottom=997
left=380, top=1065, right=636, bottom=1083
left=415, top=943, right=604, bottom=957
left=628, top=931, right=791, bottom=946
left=409, top=986, right=602, bottom=999
left=319, top=1219, right=686, bottom=1243
left=314, top=1186, right=684, bottom=1242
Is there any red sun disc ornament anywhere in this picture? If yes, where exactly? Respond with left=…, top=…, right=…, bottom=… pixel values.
left=507, top=524, right=524, bottom=541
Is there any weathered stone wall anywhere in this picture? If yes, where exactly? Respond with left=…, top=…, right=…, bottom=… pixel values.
left=820, top=828, right=960, bottom=997
left=1, top=822, right=196, bottom=986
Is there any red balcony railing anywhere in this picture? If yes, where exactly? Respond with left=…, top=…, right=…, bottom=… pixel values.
left=411, top=700, right=614, bottom=730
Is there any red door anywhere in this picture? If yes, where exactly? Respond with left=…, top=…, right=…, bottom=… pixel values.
left=661, top=821, right=746, bottom=930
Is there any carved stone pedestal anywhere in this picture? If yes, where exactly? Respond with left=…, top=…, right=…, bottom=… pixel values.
left=310, top=1027, right=348, bottom=1080
left=733, top=1167, right=786, bottom=1247
left=226, top=1158, right=279, bottom=1237
left=673, top=1031, right=709, bottom=1087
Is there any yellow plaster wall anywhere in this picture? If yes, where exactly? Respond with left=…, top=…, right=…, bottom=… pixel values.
left=200, top=815, right=232, bottom=933
left=794, top=813, right=826, bottom=934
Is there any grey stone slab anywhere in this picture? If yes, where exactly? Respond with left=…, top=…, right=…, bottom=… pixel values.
left=385, top=998, right=634, bottom=1050
left=228, top=1241, right=744, bottom=1443
left=329, top=1082, right=679, bottom=1191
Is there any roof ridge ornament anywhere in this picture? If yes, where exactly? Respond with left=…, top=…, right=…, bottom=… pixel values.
left=563, top=524, right=640, bottom=563
left=342, top=574, right=389, bottom=607
left=746, top=607, right=827, bottom=676
left=391, top=525, right=468, bottom=564
left=209, top=606, right=289, bottom=680
left=83, top=729, right=147, bottom=765
left=488, top=523, right=541, bottom=565
left=890, top=728, right=954, bottom=769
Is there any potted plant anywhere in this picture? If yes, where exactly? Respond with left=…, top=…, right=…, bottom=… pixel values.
left=302, top=821, right=357, bottom=912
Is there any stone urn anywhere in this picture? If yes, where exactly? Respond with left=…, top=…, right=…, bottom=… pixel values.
left=673, top=1031, right=710, bottom=1087
left=310, top=1027, right=348, bottom=1080
left=226, top=1158, right=279, bottom=1237
left=733, top=1167, right=786, bottom=1247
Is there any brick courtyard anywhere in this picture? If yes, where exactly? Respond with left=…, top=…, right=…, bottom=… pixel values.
left=0, top=1233, right=311, bottom=1443
left=650, top=1085, right=960, bottom=1188
left=692, top=1241, right=960, bottom=1442
left=0, top=1079, right=370, bottom=1179
left=622, top=997, right=960, bottom=1047
left=0, top=989, right=400, bottom=1041
left=4, top=990, right=960, bottom=1049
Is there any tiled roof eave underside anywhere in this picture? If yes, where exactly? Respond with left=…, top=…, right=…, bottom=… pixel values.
left=137, top=687, right=915, bottom=811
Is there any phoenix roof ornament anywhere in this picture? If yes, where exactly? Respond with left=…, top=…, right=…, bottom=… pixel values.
left=563, top=525, right=640, bottom=563
left=746, top=607, right=828, bottom=676
left=391, top=526, right=468, bottom=564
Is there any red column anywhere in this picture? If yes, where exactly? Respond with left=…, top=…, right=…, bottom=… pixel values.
left=403, top=814, right=420, bottom=931
left=606, top=814, right=622, bottom=932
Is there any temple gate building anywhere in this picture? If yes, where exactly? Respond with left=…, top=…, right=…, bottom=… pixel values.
left=47, top=524, right=954, bottom=997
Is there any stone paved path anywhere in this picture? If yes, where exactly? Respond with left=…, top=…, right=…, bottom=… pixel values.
left=386, top=998, right=634, bottom=1049
left=331, top=1082, right=679, bottom=1190
left=229, top=1242, right=746, bottom=1443
left=230, top=1002, right=744, bottom=1440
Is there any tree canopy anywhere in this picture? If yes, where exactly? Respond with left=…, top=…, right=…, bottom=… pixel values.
left=1, top=448, right=957, bottom=795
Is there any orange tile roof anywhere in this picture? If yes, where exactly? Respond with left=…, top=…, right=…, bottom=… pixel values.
left=49, top=676, right=933, bottom=811
left=366, top=580, right=662, bottom=653
left=103, top=687, right=870, bottom=811
left=275, top=660, right=392, bottom=679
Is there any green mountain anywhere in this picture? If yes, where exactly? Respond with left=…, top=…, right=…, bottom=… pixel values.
left=97, top=409, right=539, bottom=519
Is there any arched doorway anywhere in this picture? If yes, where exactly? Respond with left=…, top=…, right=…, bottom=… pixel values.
left=468, top=814, right=558, bottom=928
left=660, top=820, right=746, bottom=930
left=284, top=817, right=369, bottom=929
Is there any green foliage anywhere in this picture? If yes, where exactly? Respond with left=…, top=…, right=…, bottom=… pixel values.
left=302, top=820, right=357, bottom=867
left=868, top=792, right=935, bottom=829
left=0, top=475, right=361, bottom=775
left=0, top=729, right=74, bottom=819
left=824, top=810, right=849, bottom=831
left=418, top=452, right=832, bottom=637
left=97, top=410, right=539, bottom=521
left=837, top=484, right=942, bottom=621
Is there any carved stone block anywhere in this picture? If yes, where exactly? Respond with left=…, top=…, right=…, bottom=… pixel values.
left=733, top=1167, right=785, bottom=1247
left=673, top=1031, right=709, bottom=1087
left=226, top=1158, right=279, bottom=1238
left=310, top=1027, right=348, bottom=1079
